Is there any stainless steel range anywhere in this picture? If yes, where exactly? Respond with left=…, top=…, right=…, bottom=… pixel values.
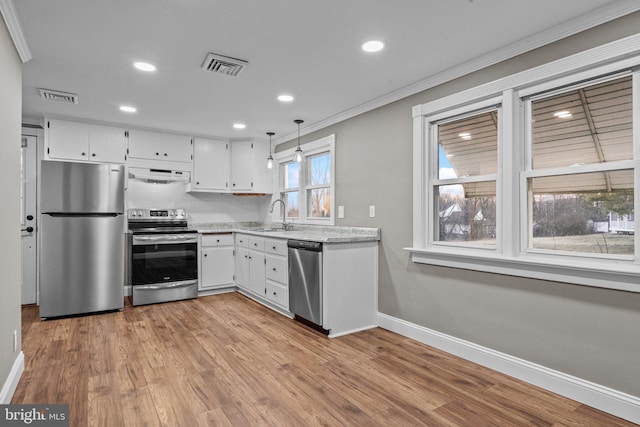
left=127, top=208, right=198, bottom=306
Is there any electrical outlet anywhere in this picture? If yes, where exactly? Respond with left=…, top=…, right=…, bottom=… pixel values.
left=13, top=330, right=17, bottom=352
left=338, top=206, right=344, bottom=218
left=369, top=205, right=375, bottom=218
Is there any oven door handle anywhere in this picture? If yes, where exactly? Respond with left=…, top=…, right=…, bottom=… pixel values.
left=133, top=235, right=198, bottom=245
left=134, top=280, right=198, bottom=291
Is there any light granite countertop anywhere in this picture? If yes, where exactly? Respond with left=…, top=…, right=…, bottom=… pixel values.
left=191, top=222, right=380, bottom=243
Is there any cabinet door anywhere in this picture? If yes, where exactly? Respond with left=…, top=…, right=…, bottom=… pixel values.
left=248, top=250, right=265, bottom=296
left=201, top=247, right=235, bottom=290
left=230, top=140, right=253, bottom=191
left=235, top=247, right=250, bottom=290
left=163, top=134, right=193, bottom=162
left=128, top=129, right=162, bottom=160
left=47, top=119, right=89, bottom=161
left=193, top=138, right=229, bottom=191
left=251, top=140, right=273, bottom=194
left=89, top=124, right=127, bottom=163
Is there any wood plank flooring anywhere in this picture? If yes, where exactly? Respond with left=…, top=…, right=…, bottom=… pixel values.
left=13, top=293, right=636, bottom=426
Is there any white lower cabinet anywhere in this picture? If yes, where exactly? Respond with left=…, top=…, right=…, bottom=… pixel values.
left=199, top=233, right=235, bottom=291
left=234, top=233, right=289, bottom=311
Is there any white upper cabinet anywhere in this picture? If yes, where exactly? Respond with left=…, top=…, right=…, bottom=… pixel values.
left=230, top=140, right=253, bottom=191
left=162, top=133, right=193, bottom=163
left=191, top=137, right=230, bottom=191
left=90, top=124, right=129, bottom=163
left=251, top=140, right=272, bottom=194
left=128, top=129, right=192, bottom=163
left=46, top=118, right=126, bottom=163
left=230, top=140, right=273, bottom=193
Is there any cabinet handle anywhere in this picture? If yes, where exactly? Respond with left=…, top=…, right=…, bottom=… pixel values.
left=272, top=267, right=276, bottom=272
left=155, top=152, right=159, bottom=156
left=273, top=292, right=277, bottom=296
left=92, top=153, right=96, bottom=157
left=81, top=152, right=86, bottom=156
left=216, top=239, right=220, bottom=243
left=164, top=153, right=168, bottom=157
left=196, top=181, right=200, bottom=185
left=232, top=183, right=236, bottom=187
left=204, top=254, right=208, bottom=257
left=248, top=256, right=252, bottom=260
left=272, top=246, right=276, bottom=250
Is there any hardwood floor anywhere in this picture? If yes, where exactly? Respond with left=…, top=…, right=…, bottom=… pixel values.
left=13, top=293, right=636, bottom=426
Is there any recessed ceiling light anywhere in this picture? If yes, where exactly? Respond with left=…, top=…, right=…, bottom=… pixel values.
left=119, top=105, right=137, bottom=113
left=233, top=123, right=246, bottom=130
left=553, top=110, right=572, bottom=119
left=278, top=94, right=294, bottom=102
left=458, top=132, right=471, bottom=140
left=133, top=62, right=157, bottom=72
left=362, top=40, right=384, bottom=53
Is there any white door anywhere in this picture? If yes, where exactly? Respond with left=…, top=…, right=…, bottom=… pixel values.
left=230, top=140, right=254, bottom=191
left=46, top=118, right=89, bottom=161
left=162, top=134, right=192, bottom=162
left=193, top=138, right=229, bottom=191
left=21, top=135, right=38, bottom=304
left=89, top=124, right=127, bottom=163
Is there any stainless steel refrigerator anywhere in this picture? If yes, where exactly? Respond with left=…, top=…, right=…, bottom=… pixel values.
left=40, top=160, right=125, bottom=318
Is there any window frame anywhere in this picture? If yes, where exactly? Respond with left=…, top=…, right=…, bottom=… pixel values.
left=427, top=99, right=503, bottom=251
left=273, top=134, right=335, bottom=225
left=408, top=37, right=640, bottom=293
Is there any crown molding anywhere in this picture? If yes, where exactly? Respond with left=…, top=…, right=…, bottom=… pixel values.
left=0, top=0, right=32, bottom=63
left=274, top=0, right=640, bottom=145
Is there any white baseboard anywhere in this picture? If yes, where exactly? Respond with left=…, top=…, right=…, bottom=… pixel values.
left=377, top=313, right=640, bottom=425
left=0, top=352, right=24, bottom=404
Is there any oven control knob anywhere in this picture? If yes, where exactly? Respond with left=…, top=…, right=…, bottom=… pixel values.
left=169, top=210, right=176, bottom=217
left=137, top=210, right=143, bottom=217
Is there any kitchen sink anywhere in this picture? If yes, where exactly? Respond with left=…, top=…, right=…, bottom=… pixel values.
left=253, top=228, right=285, bottom=232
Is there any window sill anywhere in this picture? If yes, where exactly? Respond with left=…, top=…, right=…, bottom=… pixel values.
left=405, top=246, right=640, bottom=293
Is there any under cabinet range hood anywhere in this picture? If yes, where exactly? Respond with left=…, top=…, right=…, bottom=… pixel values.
left=128, top=167, right=191, bottom=184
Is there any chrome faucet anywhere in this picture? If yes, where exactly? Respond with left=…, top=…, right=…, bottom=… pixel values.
left=268, top=198, right=287, bottom=230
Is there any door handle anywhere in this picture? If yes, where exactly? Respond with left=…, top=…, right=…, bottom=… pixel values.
left=21, top=227, right=34, bottom=233
left=26, top=215, right=34, bottom=221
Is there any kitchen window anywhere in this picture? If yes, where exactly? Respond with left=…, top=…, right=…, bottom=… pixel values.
left=409, top=42, right=640, bottom=293
left=275, top=135, right=335, bottom=225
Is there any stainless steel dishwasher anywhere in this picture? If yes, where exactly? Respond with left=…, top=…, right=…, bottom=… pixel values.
left=288, top=239, right=324, bottom=329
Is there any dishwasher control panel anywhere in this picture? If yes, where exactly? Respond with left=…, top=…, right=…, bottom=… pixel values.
left=287, top=239, right=322, bottom=251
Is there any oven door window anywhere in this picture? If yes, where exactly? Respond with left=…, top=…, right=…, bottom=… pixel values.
left=131, top=242, right=197, bottom=285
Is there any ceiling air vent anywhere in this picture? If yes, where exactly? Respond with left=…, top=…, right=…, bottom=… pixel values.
left=201, top=53, right=248, bottom=77
left=39, top=88, right=79, bottom=104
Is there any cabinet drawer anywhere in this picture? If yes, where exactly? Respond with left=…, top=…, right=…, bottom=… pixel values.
left=266, top=280, right=288, bottom=310
left=265, top=255, right=288, bottom=284
left=201, top=233, right=233, bottom=247
left=235, top=233, right=249, bottom=248
left=248, top=237, right=264, bottom=251
left=264, top=238, right=288, bottom=256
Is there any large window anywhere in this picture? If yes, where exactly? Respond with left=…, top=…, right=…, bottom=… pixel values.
left=274, top=135, right=335, bottom=225
left=525, top=75, right=634, bottom=256
left=434, top=107, right=499, bottom=247
left=411, top=44, right=640, bottom=293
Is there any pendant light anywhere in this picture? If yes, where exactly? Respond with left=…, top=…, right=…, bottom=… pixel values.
left=293, top=119, right=304, bottom=163
left=266, top=132, right=275, bottom=169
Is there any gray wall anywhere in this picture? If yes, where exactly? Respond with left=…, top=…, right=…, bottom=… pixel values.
left=278, top=13, right=640, bottom=397
left=0, top=17, right=23, bottom=396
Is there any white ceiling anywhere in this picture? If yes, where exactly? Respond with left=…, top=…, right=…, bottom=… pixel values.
left=12, top=0, right=639, bottom=144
